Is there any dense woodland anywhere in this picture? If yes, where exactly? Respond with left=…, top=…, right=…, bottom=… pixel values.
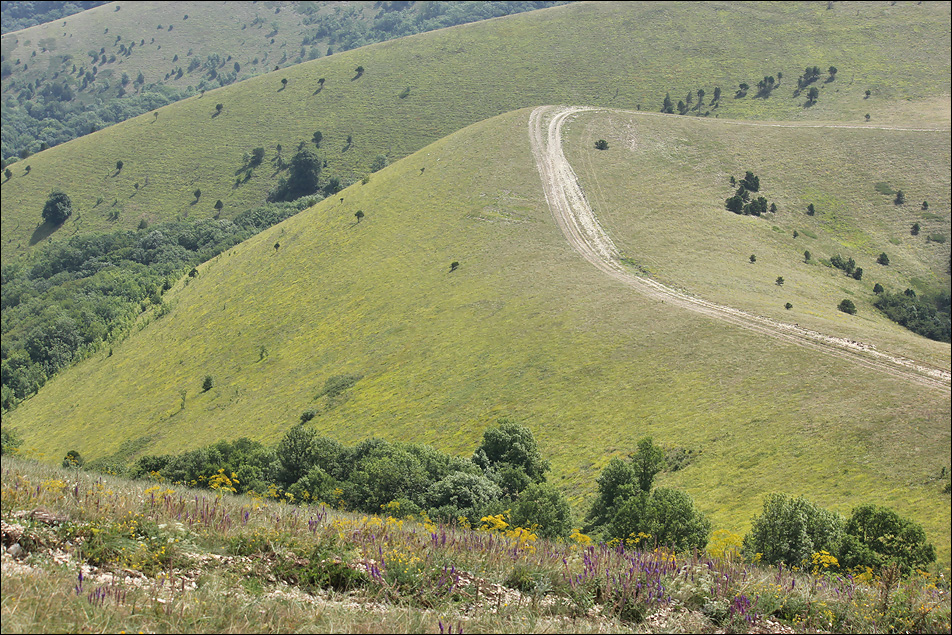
left=0, top=0, right=106, bottom=34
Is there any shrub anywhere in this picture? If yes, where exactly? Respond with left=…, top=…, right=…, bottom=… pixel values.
left=62, top=450, right=84, bottom=468
left=838, top=299, right=857, bottom=315
left=785, top=302, right=793, bottom=310
left=608, top=488, right=712, bottom=551
left=276, top=424, right=318, bottom=487
left=510, top=482, right=573, bottom=539
left=472, top=419, right=550, bottom=487
left=1, top=427, right=24, bottom=454
left=594, top=139, right=609, bottom=150
left=42, top=189, right=73, bottom=225
left=742, top=493, right=844, bottom=566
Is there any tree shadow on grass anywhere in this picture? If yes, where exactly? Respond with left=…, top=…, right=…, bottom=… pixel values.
left=29, top=220, right=59, bottom=245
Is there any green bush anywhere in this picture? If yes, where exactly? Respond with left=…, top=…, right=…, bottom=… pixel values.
left=838, top=299, right=857, bottom=315
left=62, top=450, right=85, bottom=468
left=472, top=419, right=550, bottom=486
left=510, top=482, right=573, bottom=539
left=42, top=189, right=73, bottom=225
left=742, top=493, right=844, bottom=566
left=607, top=488, right=712, bottom=551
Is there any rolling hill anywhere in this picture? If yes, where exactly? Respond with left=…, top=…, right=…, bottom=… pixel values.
left=6, top=105, right=949, bottom=561
left=0, top=1, right=565, bottom=161
left=1, top=0, right=950, bottom=566
left=3, top=0, right=949, bottom=265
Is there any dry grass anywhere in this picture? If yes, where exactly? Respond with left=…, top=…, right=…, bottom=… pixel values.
left=2, top=456, right=949, bottom=633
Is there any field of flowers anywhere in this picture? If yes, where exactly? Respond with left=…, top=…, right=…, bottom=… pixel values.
left=2, top=456, right=949, bottom=633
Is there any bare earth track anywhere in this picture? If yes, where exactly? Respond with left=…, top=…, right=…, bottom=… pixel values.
left=528, top=105, right=951, bottom=391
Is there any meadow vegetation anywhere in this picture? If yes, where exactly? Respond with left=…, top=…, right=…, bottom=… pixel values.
left=4, top=108, right=949, bottom=569
left=3, top=1, right=949, bottom=263
left=2, top=452, right=949, bottom=633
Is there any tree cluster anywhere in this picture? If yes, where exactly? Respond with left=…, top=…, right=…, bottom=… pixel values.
left=874, top=288, right=951, bottom=342
left=743, top=493, right=935, bottom=576
left=828, top=254, right=863, bottom=280
left=584, top=438, right=711, bottom=551
left=132, top=420, right=573, bottom=539
left=724, top=171, right=773, bottom=216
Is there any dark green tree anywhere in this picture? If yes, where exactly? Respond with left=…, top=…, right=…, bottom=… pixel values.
left=911, top=222, right=920, bottom=236
left=202, top=375, right=214, bottom=392
left=877, top=253, right=890, bottom=266
left=837, top=505, right=936, bottom=576
left=662, top=93, right=674, bottom=113
left=277, top=424, right=318, bottom=487
left=42, top=189, right=73, bottom=225
left=594, top=139, right=609, bottom=150
left=807, top=203, right=815, bottom=215
left=472, top=419, right=549, bottom=489
left=725, top=195, right=744, bottom=214
left=271, top=149, right=322, bottom=201
left=116, top=159, right=123, bottom=172
left=894, top=190, right=905, bottom=205
left=630, top=437, right=664, bottom=493
left=585, top=457, right=637, bottom=530
left=838, top=299, right=857, bottom=315
left=608, top=487, right=711, bottom=551
left=354, top=210, right=364, bottom=223
left=873, top=283, right=885, bottom=294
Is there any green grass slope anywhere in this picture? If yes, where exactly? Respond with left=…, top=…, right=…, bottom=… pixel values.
left=3, top=0, right=949, bottom=264
left=563, top=109, right=951, bottom=367
left=7, top=109, right=949, bottom=563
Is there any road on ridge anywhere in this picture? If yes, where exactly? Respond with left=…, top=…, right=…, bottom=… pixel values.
left=527, top=105, right=951, bottom=390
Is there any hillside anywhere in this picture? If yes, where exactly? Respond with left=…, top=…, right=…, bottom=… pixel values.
left=6, top=107, right=949, bottom=564
left=3, top=0, right=949, bottom=265
left=0, top=0, right=565, bottom=161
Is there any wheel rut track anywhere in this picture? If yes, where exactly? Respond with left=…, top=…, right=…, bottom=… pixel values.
left=528, top=105, right=951, bottom=391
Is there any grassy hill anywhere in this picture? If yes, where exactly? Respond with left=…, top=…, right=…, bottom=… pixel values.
left=0, top=1, right=565, bottom=161
left=3, top=0, right=949, bottom=265
left=563, top=109, right=951, bottom=365
left=6, top=107, right=949, bottom=565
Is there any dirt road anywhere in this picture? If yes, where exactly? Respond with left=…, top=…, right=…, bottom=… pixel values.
left=528, top=105, right=951, bottom=390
